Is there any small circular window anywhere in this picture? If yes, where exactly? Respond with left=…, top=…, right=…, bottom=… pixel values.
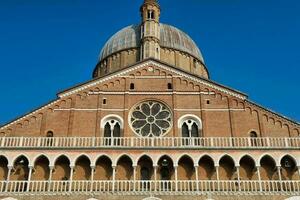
left=130, top=101, right=172, bottom=137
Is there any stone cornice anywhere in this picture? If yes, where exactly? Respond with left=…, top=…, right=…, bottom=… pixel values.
left=58, top=59, right=247, bottom=100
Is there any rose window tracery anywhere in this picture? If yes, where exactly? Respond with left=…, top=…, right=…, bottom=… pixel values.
left=130, top=101, right=172, bottom=137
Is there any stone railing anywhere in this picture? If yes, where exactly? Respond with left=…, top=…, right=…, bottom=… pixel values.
left=0, top=137, right=300, bottom=149
left=0, top=180, right=299, bottom=195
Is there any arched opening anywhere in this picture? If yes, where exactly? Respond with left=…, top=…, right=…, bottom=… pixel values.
left=182, top=123, right=189, bottom=137
left=113, top=123, right=121, bottom=137
left=180, top=117, right=201, bottom=145
left=0, top=156, right=8, bottom=181
left=239, top=155, right=256, bottom=180
left=137, top=155, right=153, bottom=190
left=191, top=123, right=199, bottom=137
left=11, top=156, right=29, bottom=181
left=219, top=155, right=235, bottom=180
left=73, top=156, right=91, bottom=180
left=158, top=155, right=174, bottom=191
left=158, top=155, right=174, bottom=180
left=94, top=156, right=112, bottom=180
left=260, top=155, right=277, bottom=180
left=46, top=131, right=53, bottom=137
left=46, top=131, right=54, bottom=146
left=280, top=155, right=297, bottom=180
left=249, top=131, right=258, bottom=146
left=104, top=123, right=111, bottom=138
left=32, top=156, right=50, bottom=180
left=181, top=120, right=199, bottom=138
left=250, top=131, right=257, bottom=137
left=52, top=156, right=70, bottom=181
left=116, top=155, right=133, bottom=180
left=178, top=156, right=194, bottom=180
left=137, top=155, right=153, bottom=181
left=198, top=155, right=215, bottom=180
left=103, top=119, right=122, bottom=145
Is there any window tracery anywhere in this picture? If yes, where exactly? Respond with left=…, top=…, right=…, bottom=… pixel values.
left=130, top=101, right=172, bottom=137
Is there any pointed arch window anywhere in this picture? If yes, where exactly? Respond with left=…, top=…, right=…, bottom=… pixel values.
left=101, top=115, right=123, bottom=145
left=178, top=115, right=202, bottom=146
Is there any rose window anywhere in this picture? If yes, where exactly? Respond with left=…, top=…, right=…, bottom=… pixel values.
left=130, top=101, right=172, bottom=137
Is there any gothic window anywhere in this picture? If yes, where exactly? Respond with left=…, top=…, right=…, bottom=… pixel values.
left=181, top=119, right=199, bottom=138
left=167, top=83, right=172, bottom=90
left=182, top=123, right=189, bottom=137
left=103, top=120, right=121, bottom=138
left=191, top=123, right=199, bottom=137
left=130, top=101, right=172, bottom=137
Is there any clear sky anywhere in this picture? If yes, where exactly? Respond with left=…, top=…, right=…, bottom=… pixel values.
left=0, top=0, right=299, bottom=126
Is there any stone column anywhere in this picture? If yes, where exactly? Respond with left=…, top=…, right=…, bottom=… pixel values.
left=174, top=166, right=178, bottom=191
left=215, top=165, right=220, bottom=191
left=277, top=166, right=282, bottom=181
left=90, top=166, right=95, bottom=192
left=277, top=166, right=282, bottom=190
left=133, top=165, right=137, bottom=191
left=5, top=166, right=13, bottom=192
left=236, top=166, right=240, bottom=191
left=194, top=165, right=199, bottom=191
left=112, top=166, right=116, bottom=191
left=257, top=166, right=262, bottom=191
left=298, top=166, right=300, bottom=179
left=154, top=165, right=158, bottom=191
left=26, top=166, right=34, bottom=192
left=48, top=166, right=54, bottom=192
left=69, top=166, right=74, bottom=192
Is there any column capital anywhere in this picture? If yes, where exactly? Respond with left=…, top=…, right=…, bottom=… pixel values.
left=90, top=165, right=96, bottom=169
left=194, top=164, right=199, bottom=168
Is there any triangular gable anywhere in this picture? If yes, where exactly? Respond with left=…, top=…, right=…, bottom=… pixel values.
left=57, top=58, right=247, bottom=100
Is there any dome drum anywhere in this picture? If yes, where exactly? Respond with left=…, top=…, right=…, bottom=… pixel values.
left=94, top=24, right=208, bottom=79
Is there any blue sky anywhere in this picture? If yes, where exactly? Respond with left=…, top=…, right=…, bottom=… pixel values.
left=0, top=0, right=299, bottom=125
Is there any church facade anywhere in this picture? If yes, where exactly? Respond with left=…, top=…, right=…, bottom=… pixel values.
left=0, top=0, right=300, bottom=200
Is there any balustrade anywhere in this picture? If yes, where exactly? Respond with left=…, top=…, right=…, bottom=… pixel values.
left=0, top=180, right=299, bottom=194
left=0, top=137, right=299, bottom=149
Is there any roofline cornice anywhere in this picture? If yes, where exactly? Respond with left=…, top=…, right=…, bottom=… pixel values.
left=58, top=58, right=247, bottom=100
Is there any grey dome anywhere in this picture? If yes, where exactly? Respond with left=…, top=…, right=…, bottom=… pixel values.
left=99, top=23, right=204, bottom=63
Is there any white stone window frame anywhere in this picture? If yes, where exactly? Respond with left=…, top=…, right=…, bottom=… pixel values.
left=101, top=114, right=124, bottom=137
left=178, top=114, right=202, bottom=137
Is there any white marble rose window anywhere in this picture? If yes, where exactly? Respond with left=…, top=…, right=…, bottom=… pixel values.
left=130, top=101, right=172, bottom=137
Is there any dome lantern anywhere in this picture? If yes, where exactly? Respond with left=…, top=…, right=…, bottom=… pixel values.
left=140, top=0, right=161, bottom=60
